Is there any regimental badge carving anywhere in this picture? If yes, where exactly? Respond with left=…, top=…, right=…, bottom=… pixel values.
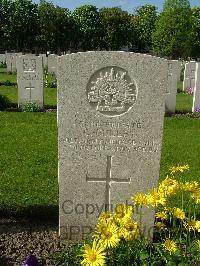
left=87, top=67, right=137, bottom=116
left=23, top=59, right=36, bottom=72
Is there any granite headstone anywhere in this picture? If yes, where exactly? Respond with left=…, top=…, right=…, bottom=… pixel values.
left=165, top=60, right=181, bottom=114
left=58, top=51, right=168, bottom=241
left=17, top=55, right=43, bottom=107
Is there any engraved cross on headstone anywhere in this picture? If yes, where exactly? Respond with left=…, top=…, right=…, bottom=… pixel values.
left=25, top=83, right=35, bottom=101
left=86, top=155, right=131, bottom=211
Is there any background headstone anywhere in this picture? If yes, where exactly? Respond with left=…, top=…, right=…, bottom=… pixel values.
left=48, top=54, right=58, bottom=75
left=183, top=61, right=196, bottom=91
left=39, top=53, right=47, bottom=67
left=6, top=53, right=17, bottom=72
left=58, top=51, right=168, bottom=241
left=165, top=60, right=181, bottom=114
left=192, top=63, right=200, bottom=112
left=17, top=55, right=43, bottom=107
left=0, top=54, right=6, bottom=64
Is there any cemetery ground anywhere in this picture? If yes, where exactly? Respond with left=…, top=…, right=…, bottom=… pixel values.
left=0, top=69, right=200, bottom=264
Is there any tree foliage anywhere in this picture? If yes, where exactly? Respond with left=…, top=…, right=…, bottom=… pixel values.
left=72, top=5, right=101, bottom=50
left=134, top=5, right=157, bottom=52
left=191, top=7, right=200, bottom=58
left=99, top=7, right=132, bottom=50
left=152, top=0, right=192, bottom=59
left=37, top=0, right=72, bottom=52
left=0, top=0, right=199, bottom=59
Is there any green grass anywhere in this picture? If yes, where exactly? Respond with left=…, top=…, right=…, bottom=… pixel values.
left=0, top=70, right=17, bottom=83
left=176, top=93, right=193, bottom=113
left=0, top=112, right=58, bottom=220
left=0, top=113, right=200, bottom=219
left=0, top=85, right=18, bottom=105
left=0, top=85, right=57, bottom=108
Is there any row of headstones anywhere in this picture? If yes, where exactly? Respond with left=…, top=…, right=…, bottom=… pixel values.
left=1, top=52, right=199, bottom=240
left=183, top=61, right=200, bottom=112
left=0, top=53, right=58, bottom=107
left=0, top=52, right=58, bottom=75
left=1, top=53, right=200, bottom=113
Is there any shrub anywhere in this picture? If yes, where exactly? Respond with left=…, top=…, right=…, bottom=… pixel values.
left=0, top=94, right=11, bottom=110
left=21, top=102, right=43, bottom=112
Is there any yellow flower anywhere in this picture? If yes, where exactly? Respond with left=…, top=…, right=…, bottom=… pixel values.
left=133, top=193, right=148, bottom=205
left=182, top=181, right=199, bottom=192
left=184, top=219, right=200, bottom=232
left=169, top=164, right=189, bottom=174
left=155, top=222, right=166, bottom=231
left=196, top=240, right=200, bottom=251
left=113, top=204, right=133, bottom=224
left=158, top=176, right=179, bottom=196
left=195, top=220, right=200, bottom=232
left=156, top=211, right=168, bottom=220
left=94, top=221, right=120, bottom=248
left=184, top=219, right=197, bottom=231
left=191, top=190, right=200, bottom=204
left=146, top=189, right=166, bottom=207
left=99, top=211, right=113, bottom=222
left=81, top=240, right=106, bottom=266
left=173, top=208, right=186, bottom=220
left=119, top=218, right=139, bottom=241
left=162, top=239, right=177, bottom=253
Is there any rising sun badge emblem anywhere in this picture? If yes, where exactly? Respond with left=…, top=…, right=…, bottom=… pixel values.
left=86, top=66, right=137, bottom=116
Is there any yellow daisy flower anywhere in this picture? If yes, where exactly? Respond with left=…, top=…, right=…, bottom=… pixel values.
left=169, top=164, right=189, bottom=174
left=146, top=189, right=166, bottom=207
left=184, top=219, right=197, bottom=231
left=195, top=220, right=200, bottom=232
left=158, top=176, right=179, bottom=196
left=94, top=221, right=120, bottom=248
left=133, top=193, right=148, bottom=205
left=182, top=181, right=199, bottom=192
left=119, top=218, right=139, bottom=241
left=155, top=222, right=166, bottom=231
left=162, top=239, right=177, bottom=253
left=81, top=240, right=106, bottom=266
left=98, top=211, right=113, bottom=222
left=113, top=204, right=133, bottom=224
left=156, top=211, right=168, bottom=220
left=173, top=208, right=186, bottom=220
left=191, top=191, right=200, bottom=204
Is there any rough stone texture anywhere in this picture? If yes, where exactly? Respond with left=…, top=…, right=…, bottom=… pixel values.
left=165, top=60, right=182, bottom=114
left=39, top=54, right=47, bottom=67
left=57, top=51, right=168, bottom=241
left=17, top=55, right=44, bottom=107
left=192, top=63, right=200, bottom=112
left=48, top=54, right=58, bottom=75
left=183, top=61, right=196, bottom=91
left=0, top=54, right=6, bottom=63
left=6, top=53, right=17, bottom=72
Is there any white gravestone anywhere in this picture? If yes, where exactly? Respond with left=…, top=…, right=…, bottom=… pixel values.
left=57, top=52, right=169, bottom=241
left=48, top=54, right=58, bottom=75
left=6, top=53, right=17, bottom=72
left=183, top=61, right=196, bottom=91
left=165, top=60, right=181, bottom=114
left=0, top=54, right=6, bottom=64
left=192, top=63, right=200, bottom=112
left=17, top=55, right=44, bottom=107
left=39, top=54, right=47, bottom=67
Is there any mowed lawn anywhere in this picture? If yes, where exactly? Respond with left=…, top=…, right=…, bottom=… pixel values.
left=0, top=112, right=58, bottom=219
left=0, top=112, right=200, bottom=218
